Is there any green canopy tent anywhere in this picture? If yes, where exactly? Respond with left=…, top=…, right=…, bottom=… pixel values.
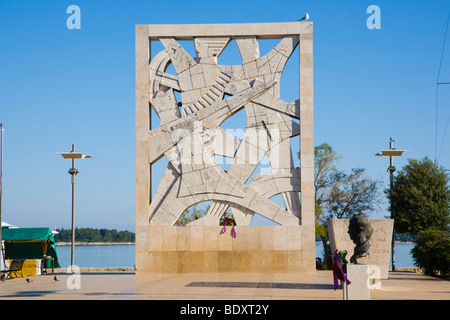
left=2, top=227, right=60, bottom=268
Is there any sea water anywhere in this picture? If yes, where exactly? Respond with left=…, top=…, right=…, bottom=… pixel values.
left=55, top=243, right=416, bottom=269
left=55, top=244, right=136, bottom=268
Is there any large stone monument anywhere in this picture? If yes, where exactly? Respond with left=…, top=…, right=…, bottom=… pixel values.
left=135, top=22, right=315, bottom=273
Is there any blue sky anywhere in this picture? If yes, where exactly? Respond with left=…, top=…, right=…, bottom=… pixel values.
left=1, top=0, right=450, bottom=231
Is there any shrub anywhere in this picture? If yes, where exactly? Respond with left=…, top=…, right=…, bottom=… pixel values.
left=411, top=228, right=450, bottom=278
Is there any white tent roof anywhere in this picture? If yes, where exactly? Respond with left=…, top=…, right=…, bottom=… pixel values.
left=1, top=221, right=18, bottom=228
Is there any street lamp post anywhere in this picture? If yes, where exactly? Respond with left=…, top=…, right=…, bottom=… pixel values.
left=375, top=137, right=407, bottom=272
left=56, top=144, right=91, bottom=272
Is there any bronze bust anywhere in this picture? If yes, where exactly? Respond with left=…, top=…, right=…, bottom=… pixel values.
left=348, top=215, right=373, bottom=264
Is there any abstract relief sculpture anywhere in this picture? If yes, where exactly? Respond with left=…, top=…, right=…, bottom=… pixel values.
left=136, top=22, right=314, bottom=272
left=147, top=35, right=301, bottom=227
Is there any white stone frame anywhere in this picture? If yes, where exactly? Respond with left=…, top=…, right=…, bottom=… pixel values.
left=136, top=22, right=314, bottom=271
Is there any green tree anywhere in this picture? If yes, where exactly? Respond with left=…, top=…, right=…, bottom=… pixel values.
left=174, top=204, right=237, bottom=226
left=314, top=143, right=341, bottom=211
left=326, top=168, right=380, bottom=219
left=54, top=228, right=135, bottom=242
left=411, top=228, right=450, bottom=278
left=386, top=157, right=450, bottom=235
left=174, top=205, right=206, bottom=226
left=314, top=143, right=381, bottom=222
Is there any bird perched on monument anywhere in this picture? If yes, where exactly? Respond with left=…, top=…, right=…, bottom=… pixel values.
left=299, top=13, right=309, bottom=21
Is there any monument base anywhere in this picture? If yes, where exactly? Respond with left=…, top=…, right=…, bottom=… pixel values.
left=135, top=225, right=315, bottom=273
left=345, top=264, right=370, bottom=300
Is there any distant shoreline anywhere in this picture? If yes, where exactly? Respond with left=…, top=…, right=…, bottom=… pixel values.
left=56, top=241, right=413, bottom=246
left=55, top=242, right=134, bottom=246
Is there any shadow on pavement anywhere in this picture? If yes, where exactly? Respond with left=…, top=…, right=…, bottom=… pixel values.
left=186, top=281, right=335, bottom=290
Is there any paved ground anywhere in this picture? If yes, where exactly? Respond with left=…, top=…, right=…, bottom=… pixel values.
left=0, top=270, right=448, bottom=301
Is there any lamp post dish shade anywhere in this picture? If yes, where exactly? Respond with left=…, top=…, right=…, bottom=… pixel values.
left=56, top=152, right=92, bottom=159
left=375, top=149, right=407, bottom=157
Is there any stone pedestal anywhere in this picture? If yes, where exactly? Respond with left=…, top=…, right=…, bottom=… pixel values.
left=135, top=225, right=316, bottom=273
left=345, top=264, right=370, bottom=300
left=327, top=219, right=393, bottom=279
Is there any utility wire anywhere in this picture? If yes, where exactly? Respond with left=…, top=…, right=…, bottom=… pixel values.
left=438, top=114, right=450, bottom=162
left=435, top=9, right=450, bottom=164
